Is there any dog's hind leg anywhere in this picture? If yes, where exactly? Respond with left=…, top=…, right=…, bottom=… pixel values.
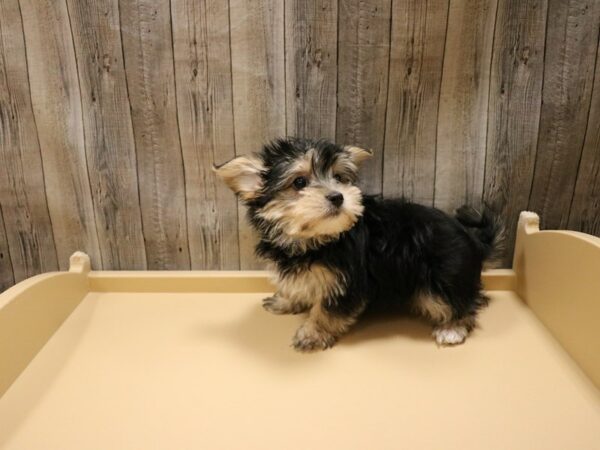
left=431, top=315, right=476, bottom=346
left=412, top=293, right=478, bottom=346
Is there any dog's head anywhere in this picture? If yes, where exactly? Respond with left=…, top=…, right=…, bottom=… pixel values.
left=214, top=138, right=372, bottom=247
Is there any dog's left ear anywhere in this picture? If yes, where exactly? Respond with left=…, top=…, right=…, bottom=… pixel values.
left=344, top=145, right=373, bottom=166
left=213, top=155, right=265, bottom=201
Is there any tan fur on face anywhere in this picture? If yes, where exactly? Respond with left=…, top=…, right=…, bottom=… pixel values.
left=331, top=158, right=359, bottom=183
left=256, top=147, right=366, bottom=244
left=257, top=182, right=364, bottom=243
left=271, top=149, right=314, bottom=191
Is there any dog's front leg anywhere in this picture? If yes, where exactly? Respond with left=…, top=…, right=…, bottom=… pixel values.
left=292, top=303, right=358, bottom=352
left=262, top=294, right=311, bottom=315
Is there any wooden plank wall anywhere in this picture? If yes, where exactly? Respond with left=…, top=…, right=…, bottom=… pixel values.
left=1, top=0, right=599, bottom=289
left=230, top=0, right=285, bottom=269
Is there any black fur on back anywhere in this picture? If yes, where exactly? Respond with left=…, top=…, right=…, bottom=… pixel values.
left=455, top=205, right=505, bottom=267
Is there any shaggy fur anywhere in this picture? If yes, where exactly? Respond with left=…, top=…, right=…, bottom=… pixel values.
left=214, top=138, right=503, bottom=351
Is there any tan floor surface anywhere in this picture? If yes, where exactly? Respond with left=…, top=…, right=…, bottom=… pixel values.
left=1, top=291, right=599, bottom=450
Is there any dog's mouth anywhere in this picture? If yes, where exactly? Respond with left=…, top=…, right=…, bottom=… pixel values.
left=324, top=206, right=343, bottom=218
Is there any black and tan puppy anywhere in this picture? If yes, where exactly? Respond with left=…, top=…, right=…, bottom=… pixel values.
left=214, top=138, right=502, bottom=352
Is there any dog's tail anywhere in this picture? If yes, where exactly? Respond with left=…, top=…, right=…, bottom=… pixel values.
left=455, top=205, right=505, bottom=268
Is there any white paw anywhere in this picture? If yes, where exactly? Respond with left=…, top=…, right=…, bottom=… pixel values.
left=432, top=326, right=468, bottom=346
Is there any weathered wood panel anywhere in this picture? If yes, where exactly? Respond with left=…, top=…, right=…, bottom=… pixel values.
left=336, top=0, right=391, bottom=195
left=0, top=0, right=58, bottom=281
left=435, top=0, right=498, bottom=212
left=383, top=0, right=449, bottom=204
left=483, top=0, right=547, bottom=266
left=66, top=0, right=147, bottom=269
left=569, top=40, right=600, bottom=236
left=120, top=0, right=191, bottom=269
left=0, top=207, right=14, bottom=292
left=3, top=0, right=600, bottom=288
left=172, top=0, right=239, bottom=269
left=20, top=0, right=101, bottom=270
left=230, top=0, right=285, bottom=269
left=529, top=0, right=600, bottom=229
left=286, top=0, right=338, bottom=140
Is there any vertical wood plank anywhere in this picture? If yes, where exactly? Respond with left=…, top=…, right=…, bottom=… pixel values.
left=336, top=0, right=391, bottom=195
left=0, top=0, right=58, bottom=281
left=434, top=0, right=498, bottom=212
left=230, top=0, right=285, bottom=269
left=383, top=0, right=449, bottom=204
left=0, top=207, right=14, bottom=292
left=66, top=0, right=147, bottom=269
left=172, top=0, right=240, bottom=269
left=483, top=0, right=548, bottom=266
left=569, top=39, right=600, bottom=236
left=529, top=0, right=600, bottom=229
left=120, top=0, right=191, bottom=269
left=286, top=0, right=338, bottom=140
left=20, top=0, right=102, bottom=270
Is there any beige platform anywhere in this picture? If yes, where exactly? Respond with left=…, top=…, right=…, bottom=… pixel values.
left=1, top=212, right=599, bottom=449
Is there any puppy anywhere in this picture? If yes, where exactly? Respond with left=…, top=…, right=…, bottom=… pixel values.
left=214, top=138, right=502, bottom=351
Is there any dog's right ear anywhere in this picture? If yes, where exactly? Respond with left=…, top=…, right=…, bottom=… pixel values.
left=213, top=155, right=265, bottom=201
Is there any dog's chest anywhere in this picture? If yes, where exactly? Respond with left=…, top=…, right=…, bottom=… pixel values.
left=270, top=264, right=344, bottom=303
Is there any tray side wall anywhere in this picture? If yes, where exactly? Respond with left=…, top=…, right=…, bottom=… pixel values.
left=86, top=270, right=516, bottom=293
left=0, top=272, right=88, bottom=397
left=514, top=212, right=600, bottom=389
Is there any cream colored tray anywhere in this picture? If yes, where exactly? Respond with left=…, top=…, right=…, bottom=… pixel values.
left=1, top=212, right=599, bottom=450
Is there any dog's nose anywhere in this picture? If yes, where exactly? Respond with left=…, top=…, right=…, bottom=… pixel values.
left=326, top=191, right=344, bottom=207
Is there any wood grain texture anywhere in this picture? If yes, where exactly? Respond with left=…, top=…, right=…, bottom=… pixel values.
left=286, top=0, right=338, bottom=140
left=20, top=0, right=102, bottom=270
left=120, top=0, right=191, bottom=269
left=172, top=0, right=239, bottom=269
left=484, top=0, right=547, bottom=266
left=0, top=0, right=58, bottom=281
left=66, top=0, right=147, bottom=269
left=336, top=0, right=391, bottom=195
left=3, top=1, right=600, bottom=287
left=529, top=0, right=600, bottom=230
left=569, top=39, right=600, bottom=236
left=230, top=0, right=285, bottom=269
left=435, top=0, right=498, bottom=212
left=383, top=0, right=449, bottom=204
left=0, top=207, right=14, bottom=292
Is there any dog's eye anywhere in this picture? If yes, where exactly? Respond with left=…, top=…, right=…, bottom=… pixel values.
left=334, top=174, right=347, bottom=183
left=293, top=176, right=308, bottom=190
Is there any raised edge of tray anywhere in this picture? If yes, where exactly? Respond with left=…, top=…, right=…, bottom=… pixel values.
left=86, top=268, right=516, bottom=293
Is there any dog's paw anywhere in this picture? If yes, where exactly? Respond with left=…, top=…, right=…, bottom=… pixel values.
left=262, top=296, right=309, bottom=315
left=262, top=296, right=292, bottom=314
left=432, top=325, right=468, bottom=346
left=292, top=323, right=336, bottom=352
